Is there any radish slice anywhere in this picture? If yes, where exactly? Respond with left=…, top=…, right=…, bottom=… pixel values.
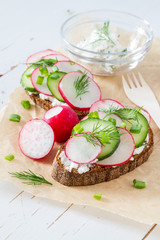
left=90, top=99, right=124, bottom=113
left=59, top=71, right=101, bottom=111
left=65, top=134, right=102, bottom=164
left=81, top=112, right=123, bottom=127
left=19, top=119, right=55, bottom=159
left=96, top=128, right=135, bottom=166
left=26, top=49, right=60, bottom=67
left=53, top=60, right=93, bottom=79
left=141, top=109, right=151, bottom=125
left=31, top=67, right=53, bottom=96
left=42, top=53, right=69, bottom=61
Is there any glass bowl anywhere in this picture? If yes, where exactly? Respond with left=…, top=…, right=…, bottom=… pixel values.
left=61, top=10, right=153, bottom=76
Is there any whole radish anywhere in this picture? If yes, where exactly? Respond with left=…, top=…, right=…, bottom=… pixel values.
left=43, top=106, right=79, bottom=142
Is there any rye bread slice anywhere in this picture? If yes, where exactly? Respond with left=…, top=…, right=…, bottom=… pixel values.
left=52, top=128, right=153, bottom=186
left=26, top=91, right=89, bottom=120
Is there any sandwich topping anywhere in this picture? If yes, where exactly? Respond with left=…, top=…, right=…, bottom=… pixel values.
left=21, top=49, right=101, bottom=112
left=59, top=99, right=150, bottom=170
left=60, top=133, right=149, bottom=174
left=39, top=93, right=68, bottom=107
left=59, top=151, right=97, bottom=174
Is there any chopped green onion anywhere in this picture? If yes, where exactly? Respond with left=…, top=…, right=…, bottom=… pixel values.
left=120, top=122, right=126, bottom=128
left=52, top=66, right=59, bottom=72
left=42, top=59, right=57, bottom=66
left=88, top=111, right=99, bottom=119
left=39, top=66, right=48, bottom=76
left=73, top=124, right=84, bottom=134
left=98, top=131, right=110, bottom=144
left=36, top=76, right=44, bottom=85
left=93, top=193, right=102, bottom=200
left=5, top=154, right=15, bottom=161
left=21, top=100, right=31, bottom=109
left=26, top=74, right=31, bottom=78
left=130, top=123, right=142, bottom=134
left=133, top=179, right=146, bottom=189
left=9, top=114, right=21, bottom=122
left=108, top=117, right=116, bottom=126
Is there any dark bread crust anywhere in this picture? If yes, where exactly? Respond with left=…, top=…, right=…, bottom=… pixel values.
left=26, top=91, right=89, bottom=119
left=51, top=128, right=153, bottom=186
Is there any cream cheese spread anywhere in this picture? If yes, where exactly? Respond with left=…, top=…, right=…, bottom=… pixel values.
left=133, top=145, right=145, bottom=155
left=78, top=25, right=124, bottom=54
left=39, top=93, right=68, bottom=107
left=60, top=134, right=149, bottom=173
left=130, top=134, right=149, bottom=160
left=28, top=91, right=38, bottom=95
left=77, top=22, right=127, bottom=73
left=59, top=151, right=98, bottom=174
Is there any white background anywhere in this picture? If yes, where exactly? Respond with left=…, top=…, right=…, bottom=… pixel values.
left=0, top=0, right=160, bottom=239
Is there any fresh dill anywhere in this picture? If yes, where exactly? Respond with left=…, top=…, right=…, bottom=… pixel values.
left=120, top=48, right=127, bottom=57
left=9, top=169, right=52, bottom=185
left=98, top=106, right=142, bottom=132
left=95, top=21, right=115, bottom=45
left=74, top=73, right=89, bottom=98
left=75, top=121, right=120, bottom=147
left=81, top=133, right=100, bottom=147
left=99, top=106, right=139, bottom=122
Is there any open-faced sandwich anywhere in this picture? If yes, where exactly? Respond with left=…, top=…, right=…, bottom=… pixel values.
left=21, top=49, right=101, bottom=119
left=52, top=99, right=153, bottom=186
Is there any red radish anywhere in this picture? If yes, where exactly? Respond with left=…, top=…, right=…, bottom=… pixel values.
left=31, top=66, right=53, bottom=96
left=42, top=53, right=69, bottom=61
left=141, top=109, right=151, bottom=124
left=53, top=60, right=93, bottom=79
left=82, top=111, right=123, bottom=127
left=26, top=49, right=60, bottom=67
left=19, top=119, right=55, bottom=159
left=43, top=106, right=79, bottom=142
left=96, top=128, right=135, bottom=166
left=89, top=99, right=124, bottom=113
left=65, top=133, right=102, bottom=164
left=59, top=71, right=101, bottom=111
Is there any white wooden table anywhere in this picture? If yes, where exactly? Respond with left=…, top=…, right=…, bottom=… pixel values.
left=0, top=0, right=160, bottom=239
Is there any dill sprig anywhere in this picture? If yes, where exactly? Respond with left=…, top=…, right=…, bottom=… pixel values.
left=9, top=169, right=52, bottom=186
left=74, top=73, right=89, bottom=98
left=91, top=21, right=115, bottom=46
left=98, top=105, right=139, bottom=123
left=76, top=122, right=120, bottom=147
left=81, top=133, right=100, bottom=147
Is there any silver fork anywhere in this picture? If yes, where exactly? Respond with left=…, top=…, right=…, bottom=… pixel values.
left=122, top=72, right=160, bottom=128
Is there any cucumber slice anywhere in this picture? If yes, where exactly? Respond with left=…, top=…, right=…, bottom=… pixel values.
left=123, top=109, right=149, bottom=148
left=72, top=118, right=120, bottom=160
left=47, top=72, right=65, bottom=102
left=21, top=66, right=37, bottom=93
